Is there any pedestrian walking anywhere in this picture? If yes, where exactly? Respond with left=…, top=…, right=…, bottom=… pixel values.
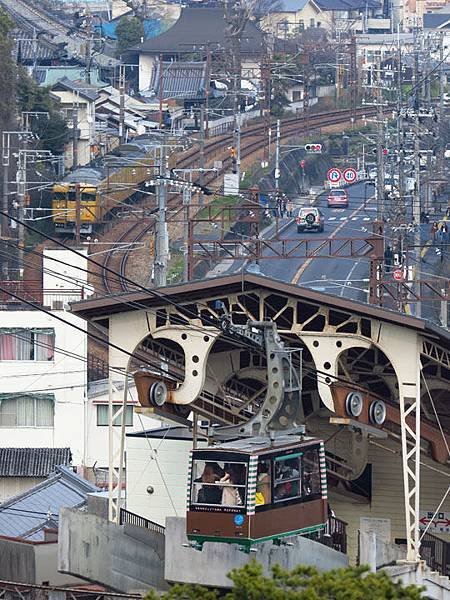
left=286, top=200, right=294, bottom=217
left=431, top=221, right=439, bottom=243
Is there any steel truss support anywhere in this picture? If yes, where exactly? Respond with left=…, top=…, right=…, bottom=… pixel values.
left=108, top=369, right=129, bottom=524
left=398, top=343, right=422, bottom=563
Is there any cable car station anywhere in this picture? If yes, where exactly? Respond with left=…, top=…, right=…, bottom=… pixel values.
left=70, top=273, right=450, bottom=592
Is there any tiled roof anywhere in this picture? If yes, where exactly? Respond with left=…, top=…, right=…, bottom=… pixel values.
left=0, top=447, right=71, bottom=477
left=150, top=61, right=207, bottom=99
left=423, top=13, right=450, bottom=28
left=51, top=77, right=101, bottom=101
left=130, top=7, right=264, bottom=54
left=0, top=466, right=98, bottom=541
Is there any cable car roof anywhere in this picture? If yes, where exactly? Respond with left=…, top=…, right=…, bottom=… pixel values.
left=194, top=434, right=320, bottom=455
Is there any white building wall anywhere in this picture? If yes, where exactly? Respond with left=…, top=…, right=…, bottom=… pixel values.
left=0, top=477, right=43, bottom=503
left=126, top=435, right=206, bottom=526
left=84, top=384, right=160, bottom=470
left=138, top=55, right=156, bottom=92
left=0, top=310, right=87, bottom=465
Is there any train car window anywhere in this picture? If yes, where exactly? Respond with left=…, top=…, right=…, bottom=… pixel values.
left=255, top=458, right=271, bottom=508
left=68, top=191, right=77, bottom=201
left=273, top=453, right=302, bottom=503
left=302, top=448, right=321, bottom=498
left=81, top=192, right=96, bottom=202
left=53, top=192, right=67, bottom=201
left=191, top=460, right=247, bottom=507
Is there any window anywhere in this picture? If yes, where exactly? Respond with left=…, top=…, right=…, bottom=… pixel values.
left=0, top=328, right=55, bottom=361
left=0, top=394, right=54, bottom=427
left=273, top=453, right=302, bottom=503
left=191, top=460, right=247, bottom=507
left=298, top=20, right=305, bottom=31
left=96, top=404, right=134, bottom=427
left=310, top=18, right=315, bottom=27
left=255, top=458, right=271, bottom=508
left=302, top=448, right=321, bottom=497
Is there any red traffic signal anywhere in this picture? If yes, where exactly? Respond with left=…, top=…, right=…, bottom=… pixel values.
left=300, top=159, right=306, bottom=168
left=305, top=143, right=322, bottom=153
left=382, top=148, right=389, bottom=155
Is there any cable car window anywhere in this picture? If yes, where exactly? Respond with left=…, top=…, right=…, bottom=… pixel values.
left=255, top=458, right=271, bottom=508
left=273, top=453, right=302, bottom=503
left=302, top=448, right=321, bottom=497
left=191, top=460, right=247, bottom=507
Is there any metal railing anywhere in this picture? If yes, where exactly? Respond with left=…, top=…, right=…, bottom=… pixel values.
left=420, top=531, right=450, bottom=577
left=307, top=515, right=347, bottom=554
left=119, top=507, right=165, bottom=535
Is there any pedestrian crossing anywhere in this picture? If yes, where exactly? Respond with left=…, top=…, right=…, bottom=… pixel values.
left=326, top=215, right=372, bottom=223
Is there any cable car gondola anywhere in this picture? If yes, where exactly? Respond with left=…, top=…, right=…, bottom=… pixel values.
left=187, top=433, right=327, bottom=550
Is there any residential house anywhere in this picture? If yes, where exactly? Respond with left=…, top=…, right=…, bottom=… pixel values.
left=260, top=0, right=324, bottom=38
left=125, top=6, right=264, bottom=93
left=314, top=0, right=389, bottom=35
left=0, top=248, right=159, bottom=499
left=0, top=466, right=96, bottom=585
left=0, top=447, right=71, bottom=502
left=50, top=78, right=100, bottom=169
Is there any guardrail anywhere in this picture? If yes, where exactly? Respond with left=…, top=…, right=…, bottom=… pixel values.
left=119, top=507, right=165, bottom=535
left=420, top=531, right=450, bottom=577
left=307, top=515, right=347, bottom=554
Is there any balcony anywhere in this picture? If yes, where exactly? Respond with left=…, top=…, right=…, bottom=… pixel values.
left=0, top=281, right=85, bottom=309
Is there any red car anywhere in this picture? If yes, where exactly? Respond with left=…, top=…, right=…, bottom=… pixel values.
left=327, top=188, right=348, bottom=208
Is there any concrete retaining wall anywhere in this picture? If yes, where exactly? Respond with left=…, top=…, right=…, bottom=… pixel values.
left=165, top=517, right=349, bottom=588
left=0, top=537, right=35, bottom=583
left=58, top=508, right=168, bottom=593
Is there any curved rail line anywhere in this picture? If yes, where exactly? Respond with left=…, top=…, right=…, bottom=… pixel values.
left=0, top=0, right=69, bottom=35
left=100, top=106, right=380, bottom=294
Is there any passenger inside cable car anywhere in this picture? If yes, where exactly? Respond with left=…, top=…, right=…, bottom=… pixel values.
left=187, top=437, right=327, bottom=549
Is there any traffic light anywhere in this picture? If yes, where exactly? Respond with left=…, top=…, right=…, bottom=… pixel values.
left=305, top=143, right=322, bottom=154
left=382, top=148, right=389, bottom=155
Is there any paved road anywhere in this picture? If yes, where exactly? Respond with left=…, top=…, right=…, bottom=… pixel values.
left=258, top=182, right=376, bottom=302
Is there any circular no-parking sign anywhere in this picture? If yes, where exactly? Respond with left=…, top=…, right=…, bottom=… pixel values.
left=343, top=167, right=357, bottom=184
left=327, top=168, right=342, bottom=183
left=393, top=269, right=403, bottom=282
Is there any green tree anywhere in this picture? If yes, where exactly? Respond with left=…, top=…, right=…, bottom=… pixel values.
left=146, top=562, right=424, bottom=599
left=0, top=8, right=17, bottom=128
left=17, top=70, right=68, bottom=155
left=116, top=16, right=144, bottom=54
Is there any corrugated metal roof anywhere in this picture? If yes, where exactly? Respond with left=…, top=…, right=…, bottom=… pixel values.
left=150, top=61, right=207, bottom=99
left=0, top=448, right=71, bottom=477
left=0, top=466, right=98, bottom=541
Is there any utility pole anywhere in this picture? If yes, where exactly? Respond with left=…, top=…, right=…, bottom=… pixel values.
left=183, top=183, right=191, bottom=282
left=204, top=47, right=211, bottom=139
left=275, top=119, right=281, bottom=192
left=159, top=53, right=164, bottom=130
left=72, top=100, right=79, bottom=170
left=118, top=64, right=126, bottom=144
left=75, top=183, right=81, bottom=245
left=199, top=104, right=205, bottom=204
left=16, top=150, right=26, bottom=280
left=154, top=146, right=168, bottom=287
left=375, top=54, right=385, bottom=222
left=413, top=32, right=421, bottom=319
left=1, top=132, right=10, bottom=251
left=236, top=111, right=241, bottom=188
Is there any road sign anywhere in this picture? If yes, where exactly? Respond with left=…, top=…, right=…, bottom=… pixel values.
left=327, top=168, right=342, bottom=184
left=300, top=160, right=306, bottom=168
left=419, top=511, right=450, bottom=533
left=343, top=167, right=357, bottom=184
left=393, top=268, right=403, bottom=281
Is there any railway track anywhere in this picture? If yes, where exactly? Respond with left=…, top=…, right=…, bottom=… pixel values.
left=100, top=106, right=380, bottom=294
left=0, top=0, right=69, bottom=36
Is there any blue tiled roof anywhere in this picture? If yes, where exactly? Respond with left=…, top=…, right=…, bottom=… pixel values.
left=0, top=466, right=98, bottom=541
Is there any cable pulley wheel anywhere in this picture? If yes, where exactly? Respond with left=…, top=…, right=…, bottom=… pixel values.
left=149, top=381, right=168, bottom=407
